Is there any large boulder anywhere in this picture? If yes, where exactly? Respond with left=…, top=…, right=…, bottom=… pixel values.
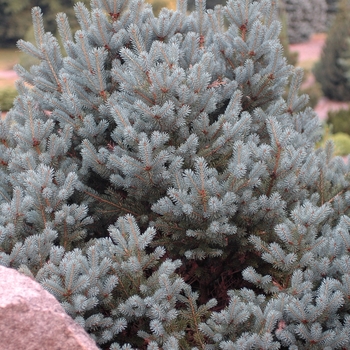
left=0, top=266, right=99, bottom=350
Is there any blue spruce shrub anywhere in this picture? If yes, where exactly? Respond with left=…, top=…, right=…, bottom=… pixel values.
left=1, top=0, right=350, bottom=348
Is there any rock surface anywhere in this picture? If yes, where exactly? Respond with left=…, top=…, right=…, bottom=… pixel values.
left=0, top=265, right=99, bottom=350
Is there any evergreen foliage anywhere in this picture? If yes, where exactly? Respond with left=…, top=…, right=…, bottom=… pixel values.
left=281, top=0, right=327, bottom=43
left=327, top=107, right=350, bottom=135
left=325, top=0, right=340, bottom=26
left=1, top=0, right=350, bottom=348
left=339, top=38, right=350, bottom=85
left=314, top=0, right=350, bottom=101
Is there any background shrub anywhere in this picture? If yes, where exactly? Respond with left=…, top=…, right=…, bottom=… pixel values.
left=314, top=0, right=350, bottom=101
left=300, top=81, right=323, bottom=108
left=0, top=87, right=18, bottom=112
left=327, top=107, right=350, bottom=134
left=330, top=132, right=350, bottom=155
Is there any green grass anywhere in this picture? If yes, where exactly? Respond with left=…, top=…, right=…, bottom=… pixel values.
left=0, top=47, right=20, bottom=70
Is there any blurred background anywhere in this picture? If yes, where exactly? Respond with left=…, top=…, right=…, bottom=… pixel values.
left=1, top=0, right=350, bottom=156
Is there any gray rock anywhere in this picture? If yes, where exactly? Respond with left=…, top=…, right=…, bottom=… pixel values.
left=0, top=265, right=99, bottom=350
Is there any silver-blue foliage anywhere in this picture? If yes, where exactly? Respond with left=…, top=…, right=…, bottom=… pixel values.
left=1, top=0, right=350, bottom=348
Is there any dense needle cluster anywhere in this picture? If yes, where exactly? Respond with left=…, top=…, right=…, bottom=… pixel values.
left=1, top=0, right=350, bottom=348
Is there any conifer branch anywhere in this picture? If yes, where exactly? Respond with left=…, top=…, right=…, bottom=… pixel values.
left=267, top=120, right=282, bottom=197
left=32, top=8, right=45, bottom=48
left=83, top=190, right=139, bottom=217
left=77, top=32, right=94, bottom=73
left=41, top=48, right=62, bottom=92
left=93, top=11, right=109, bottom=48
